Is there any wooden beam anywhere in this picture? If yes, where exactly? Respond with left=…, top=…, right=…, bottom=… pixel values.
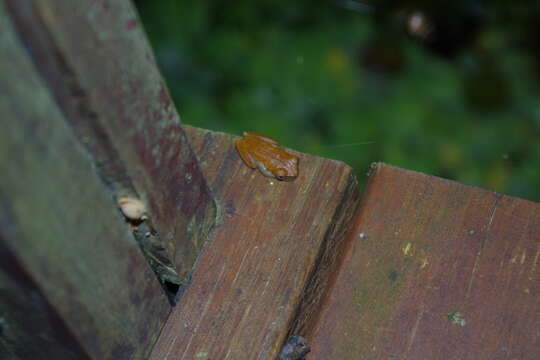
left=0, top=2, right=169, bottom=358
left=305, top=164, right=540, bottom=359
left=150, top=126, right=360, bottom=359
left=0, top=240, right=90, bottom=360
left=5, top=0, right=217, bottom=285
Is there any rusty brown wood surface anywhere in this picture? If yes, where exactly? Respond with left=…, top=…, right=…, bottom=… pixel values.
left=305, top=163, right=540, bottom=360
left=149, top=126, right=360, bottom=359
left=0, top=2, right=169, bottom=358
left=5, top=0, right=216, bottom=282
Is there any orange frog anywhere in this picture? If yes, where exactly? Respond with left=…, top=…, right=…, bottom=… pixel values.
left=235, top=132, right=299, bottom=181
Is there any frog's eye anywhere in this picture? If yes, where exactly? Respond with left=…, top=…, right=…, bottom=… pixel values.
left=275, top=169, right=287, bottom=178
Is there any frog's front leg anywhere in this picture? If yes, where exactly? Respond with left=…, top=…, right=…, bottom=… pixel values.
left=256, top=160, right=276, bottom=178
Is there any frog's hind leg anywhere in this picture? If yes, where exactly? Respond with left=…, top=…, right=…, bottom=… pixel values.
left=235, top=139, right=257, bottom=168
left=244, top=131, right=278, bottom=144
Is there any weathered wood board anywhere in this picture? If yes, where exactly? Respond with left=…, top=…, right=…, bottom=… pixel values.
left=305, top=163, right=540, bottom=359
left=150, top=126, right=360, bottom=359
left=0, top=3, right=169, bottom=358
left=0, top=241, right=90, bottom=360
left=5, top=0, right=216, bottom=283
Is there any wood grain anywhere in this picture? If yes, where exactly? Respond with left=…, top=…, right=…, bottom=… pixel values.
left=0, top=4, right=168, bottom=358
left=0, top=240, right=89, bottom=360
left=5, top=0, right=216, bottom=282
left=305, top=163, right=540, bottom=360
left=150, top=126, right=360, bottom=359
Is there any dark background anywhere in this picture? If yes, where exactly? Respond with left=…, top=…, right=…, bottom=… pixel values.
left=133, top=0, right=540, bottom=201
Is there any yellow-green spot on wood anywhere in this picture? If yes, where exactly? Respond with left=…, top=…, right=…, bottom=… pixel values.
left=402, top=242, right=412, bottom=256
left=195, top=352, right=208, bottom=358
left=419, top=257, right=429, bottom=269
left=447, top=311, right=466, bottom=326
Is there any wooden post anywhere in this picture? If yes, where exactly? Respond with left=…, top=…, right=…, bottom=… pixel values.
left=0, top=0, right=216, bottom=358
left=4, top=0, right=217, bottom=285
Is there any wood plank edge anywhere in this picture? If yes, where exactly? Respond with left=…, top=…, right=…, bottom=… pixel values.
left=288, top=163, right=395, bottom=347
left=283, top=167, right=362, bottom=347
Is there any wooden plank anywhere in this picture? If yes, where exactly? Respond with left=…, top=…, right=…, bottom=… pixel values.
left=150, top=126, right=360, bottom=359
left=5, top=0, right=217, bottom=285
left=0, top=4, right=169, bottom=358
left=0, top=240, right=89, bottom=360
left=305, top=163, right=540, bottom=359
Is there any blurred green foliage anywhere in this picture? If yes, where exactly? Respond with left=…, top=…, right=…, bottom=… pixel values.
left=134, top=0, right=540, bottom=201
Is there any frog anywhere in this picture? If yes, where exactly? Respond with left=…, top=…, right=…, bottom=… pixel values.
left=235, top=132, right=299, bottom=181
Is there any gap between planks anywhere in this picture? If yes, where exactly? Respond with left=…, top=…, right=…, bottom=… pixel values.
left=149, top=126, right=361, bottom=359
